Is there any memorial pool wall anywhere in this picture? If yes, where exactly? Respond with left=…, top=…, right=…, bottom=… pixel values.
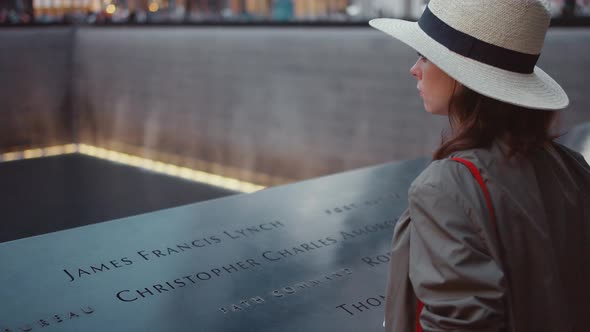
left=1, top=27, right=589, bottom=186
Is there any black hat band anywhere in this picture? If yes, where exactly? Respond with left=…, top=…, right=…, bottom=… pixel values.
left=418, top=6, right=540, bottom=74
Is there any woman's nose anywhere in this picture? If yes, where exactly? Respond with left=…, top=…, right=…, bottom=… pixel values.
left=410, top=60, right=421, bottom=79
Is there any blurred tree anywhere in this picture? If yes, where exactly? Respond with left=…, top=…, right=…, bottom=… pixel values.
left=563, top=0, right=577, bottom=16
left=272, top=0, right=293, bottom=21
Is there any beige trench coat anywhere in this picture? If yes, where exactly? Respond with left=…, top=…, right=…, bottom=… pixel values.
left=384, top=140, right=590, bottom=332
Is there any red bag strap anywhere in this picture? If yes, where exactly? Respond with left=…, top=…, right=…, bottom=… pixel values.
left=416, top=300, right=424, bottom=332
left=415, top=157, right=497, bottom=332
left=450, top=157, right=496, bottom=226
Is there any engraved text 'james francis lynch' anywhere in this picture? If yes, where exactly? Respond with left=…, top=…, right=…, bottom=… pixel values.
left=62, top=221, right=286, bottom=282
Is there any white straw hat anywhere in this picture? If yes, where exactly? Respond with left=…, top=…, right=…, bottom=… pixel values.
left=369, top=0, right=569, bottom=111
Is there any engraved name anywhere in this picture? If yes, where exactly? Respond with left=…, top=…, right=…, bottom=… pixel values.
left=63, top=221, right=285, bottom=282
left=336, top=295, right=386, bottom=316
left=219, top=268, right=353, bottom=314
left=1, top=306, right=94, bottom=332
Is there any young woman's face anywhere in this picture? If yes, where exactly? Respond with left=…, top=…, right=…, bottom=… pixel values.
left=410, top=54, right=459, bottom=116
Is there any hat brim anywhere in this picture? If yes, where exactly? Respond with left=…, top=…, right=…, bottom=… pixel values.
left=369, top=18, right=569, bottom=111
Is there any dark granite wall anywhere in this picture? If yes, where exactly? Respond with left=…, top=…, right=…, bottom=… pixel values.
left=71, top=27, right=590, bottom=185
left=0, top=27, right=74, bottom=151
left=1, top=27, right=589, bottom=185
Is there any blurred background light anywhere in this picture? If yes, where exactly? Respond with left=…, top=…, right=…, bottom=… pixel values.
left=3, top=0, right=588, bottom=25
left=106, top=4, right=116, bottom=14
left=148, top=2, right=159, bottom=13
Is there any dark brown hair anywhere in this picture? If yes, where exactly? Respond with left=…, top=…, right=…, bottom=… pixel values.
left=433, top=82, right=561, bottom=160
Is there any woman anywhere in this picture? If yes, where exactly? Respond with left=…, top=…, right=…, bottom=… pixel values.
left=369, top=0, right=590, bottom=331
